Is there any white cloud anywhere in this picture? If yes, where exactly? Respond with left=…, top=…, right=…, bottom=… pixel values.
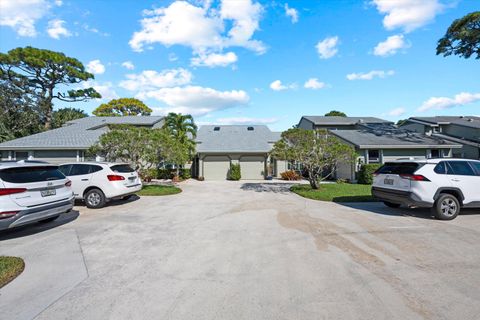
left=168, top=53, right=178, bottom=62
left=215, top=117, right=278, bottom=125
left=82, top=81, right=118, bottom=101
left=129, top=0, right=265, bottom=66
left=304, top=78, right=326, bottom=90
left=119, top=68, right=192, bottom=92
left=0, top=0, right=50, bottom=37
left=54, top=0, right=62, bottom=6
left=418, top=92, right=480, bottom=112
left=83, top=24, right=109, bottom=36
left=191, top=52, right=237, bottom=68
left=143, top=86, right=250, bottom=116
left=371, top=0, right=444, bottom=33
left=284, top=4, right=298, bottom=23
left=86, top=60, right=106, bottom=75
left=346, top=70, right=395, bottom=80
left=316, top=36, right=339, bottom=59
left=270, top=80, right=296, bottom=91
left=373, top=34, right=409, bottom=57
left=387, top=107, right=406, bottom=116
left=121, top=61, right=135, bottom=70
left=46, top=19, right=71, bottom=39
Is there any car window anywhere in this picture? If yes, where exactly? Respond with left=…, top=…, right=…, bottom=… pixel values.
left=434, top=162, right=447, bottom=174
left=376, top=162, right=421, bottom=175
left=446, top=161, right=476, bottom=176
left=69, top=164, right=92, bottom=176
left=90, top=165, right=103, bottom=173
left=110, top=164, right=135, bottom=173
left=58, top=164, right=72, bottom=176
left=0, top=166, right=65, bottom=183
left=469, top=162, right=480, bottom=176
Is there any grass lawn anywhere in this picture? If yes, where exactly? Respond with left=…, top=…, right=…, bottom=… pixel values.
left=137, top=185, right=182, bottom=196
left=291, top=183, right=376, bottom=202
left=0, top=256, right=25, bottom=288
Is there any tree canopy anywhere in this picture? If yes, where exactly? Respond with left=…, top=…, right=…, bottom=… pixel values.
left=92, top=98, right=152, bottom=116
left=163, top=113, right=197, bottom=157
left=437, top=11, right=480, bottom=59
left=51, top=108, right=88, bottom=129
left=0, top=46, right=100, bottom=129
left=271, top=128, right=356, bottom=189
left=325, top=110, right=347, bottom=117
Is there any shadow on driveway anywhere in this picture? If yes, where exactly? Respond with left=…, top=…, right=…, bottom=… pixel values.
left=240, top=182, right=301, bottom=193
left=73, top=194, right=140, bottom=208
left=0, top=210, right=80, bottom=241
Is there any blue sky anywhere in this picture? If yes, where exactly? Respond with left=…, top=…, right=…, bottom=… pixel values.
left=0, top=0, right=479, bottom=130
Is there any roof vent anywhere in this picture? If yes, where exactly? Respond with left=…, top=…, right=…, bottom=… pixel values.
left=213, top=127, right=220, bottom=131
left=468, top=118, right=473, bottom=122
left=247, top=126, right=254, bottom=131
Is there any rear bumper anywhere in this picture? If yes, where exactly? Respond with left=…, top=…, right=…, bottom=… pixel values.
left=105, top=183, right=142, bottom=200
left=0, top=196, right=75, bottom=231
left=371, top=186, right=432, bottom=207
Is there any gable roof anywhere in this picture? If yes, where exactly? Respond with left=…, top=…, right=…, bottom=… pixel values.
left=300, top=116, right=392, bottom=126
left=196, top=125, right=281, bottom=153
left=330, top=127, right=462, bottom=149
left=0, top=116, right=164, bottom=150
left=407, top=116, right=480, bottom=129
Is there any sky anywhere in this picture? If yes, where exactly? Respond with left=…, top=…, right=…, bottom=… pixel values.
left=0, top=0, right=479, bottom=131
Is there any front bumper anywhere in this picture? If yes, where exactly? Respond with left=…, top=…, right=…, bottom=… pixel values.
left=371, top=186, right=432, bottom=208
left=0, top=196, right=75, bottom=231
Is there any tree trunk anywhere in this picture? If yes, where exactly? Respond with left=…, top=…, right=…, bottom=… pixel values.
left=308, top=171, right=319, bottom=189
left=44, top=93, right=53, bottom=130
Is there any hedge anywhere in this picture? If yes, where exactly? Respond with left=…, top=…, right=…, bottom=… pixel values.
left=357, top=163, right=382, bottom=184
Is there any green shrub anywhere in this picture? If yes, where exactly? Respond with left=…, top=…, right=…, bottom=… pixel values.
left=280, top=170, right=301, bottom=181
left=357, top=164, right=381, bottom=184
left=179, top=168, right=191, bottom=180
left=157, top=168, right=173, bottom=179
left=229, top=163, right=241, bottom=180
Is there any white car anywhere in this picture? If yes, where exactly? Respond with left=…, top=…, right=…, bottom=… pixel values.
left=372, top=159, right=480, bottom=220
left=0, top=161, right=74, bottom=231
left=59, top=162, right=142, bottom=209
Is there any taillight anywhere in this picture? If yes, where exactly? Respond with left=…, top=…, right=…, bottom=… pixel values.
left=65, top=180, right=72, bottom=187
left=0, top=211, right=19, bottom=219
left=399, top=174, right=430, bottom=181
left=0, top=188, right=27, bottom=196
left=107, top=175, right=125, bottom=181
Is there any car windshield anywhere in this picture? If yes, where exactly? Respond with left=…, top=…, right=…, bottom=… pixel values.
left=110, top=164, right=135, bottom=173
left=0, top=166, right=65, bottom=183
left=376, top=162, right=421, bottom=175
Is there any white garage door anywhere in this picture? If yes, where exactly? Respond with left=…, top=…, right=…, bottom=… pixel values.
left=203, top=156, right=230, bottom=180
left=240, top=156, right=265, bottom=180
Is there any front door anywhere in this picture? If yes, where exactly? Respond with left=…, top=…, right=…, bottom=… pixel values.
left=446, top=161, right=479, bottom=204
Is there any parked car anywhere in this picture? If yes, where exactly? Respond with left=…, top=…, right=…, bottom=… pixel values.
left=372, top=159, right=480, bottom=220
left=0, top=161, right=74, bottom=231
left=58, top=162, right=142, bottom=209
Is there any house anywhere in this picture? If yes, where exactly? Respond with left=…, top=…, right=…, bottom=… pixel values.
left=329, top=125, right=462, bottom=181
left=400, top=116, right=480, bottom=159
left=0, top=116, right=164, bottom=164
left=193, top=125, right=285, bottom=180
left=298, top=116, right=393, bottom=130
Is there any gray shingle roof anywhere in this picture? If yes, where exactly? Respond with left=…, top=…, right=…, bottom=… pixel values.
left=408, top=116, right=480, bottom=129
left=302, top=116, right=392, bottom=125
left=0, top=116, right=164, bottom=150
left=196, top=125, right=281, bottom=153
left=330, top=128, right=462, bottom=149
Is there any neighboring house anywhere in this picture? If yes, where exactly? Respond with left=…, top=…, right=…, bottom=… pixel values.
left=298, top=116, right=393, bottom=130
left=0, top=116, right=164, bottom=164
left=400, top=116, right=480, bottom=159
left=193, top=125, right=284, bottom=180
left=329, top=126, right=462, bottom=181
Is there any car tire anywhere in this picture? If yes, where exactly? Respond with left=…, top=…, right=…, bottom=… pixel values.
left=85, top=188, right=106, bottom=209
left=38, top=215, right=60, bottom=223
left=433, top=193, right=460, bottom=220
left=383, top=201, right=401, bottom=208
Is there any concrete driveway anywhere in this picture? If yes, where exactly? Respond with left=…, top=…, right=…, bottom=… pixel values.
left=1, top=180, right=480, bottom=320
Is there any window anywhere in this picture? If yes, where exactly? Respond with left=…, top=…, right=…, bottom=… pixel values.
left=469, top=161, right=480, bottom=176
left=430, top=149, right=440, bottom=158
left=69, top=164, right=92, bottom=176
left=90, top=165, right=103, bottom=173
left=110, top=164, right=134, bottom=173
left=58, top=164, right=72, bottom=176
left=434, top=162, right=447, bottom=174
left=368, top=150, right=380, bottom=163
left=446, top=161, right=476, bottom=176
left=0, top=166, right=65, bottom=183
left=376, top=162, right=421, bottom=175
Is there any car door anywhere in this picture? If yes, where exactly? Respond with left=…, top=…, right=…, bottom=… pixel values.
left=68, top=164, right=93, bottom=198
left=446, top=161, right=479, bottom=205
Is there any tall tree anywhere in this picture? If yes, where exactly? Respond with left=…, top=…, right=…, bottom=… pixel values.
left=51, top=107, right=89, bottom=129
left=93, top=98, right=152, bottom=116
left=437, top=11, right=480, bottom=60
left=0, top=46, right=101, bottom=129
left=325, top=110, right=347, bottom=117
left=163, top=113, right=197, bottom=157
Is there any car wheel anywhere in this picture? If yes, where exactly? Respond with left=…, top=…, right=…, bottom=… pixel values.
left=433, top=193, right=460, bottom=220
left=39, top=215, right=60, bottom=223
left=383, top=201, right=401, bottom=208
left=85, top=189, right=106, bottom=209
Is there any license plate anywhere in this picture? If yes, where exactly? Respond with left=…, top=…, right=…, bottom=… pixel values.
left=384, top=178, right=394, bottom=185
left=41, top=189, right=56, bottom=197
left=128, top=177, right=136, bottom=181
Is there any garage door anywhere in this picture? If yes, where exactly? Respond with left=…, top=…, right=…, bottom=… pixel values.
left=240, top=156, right=265, bottom=180
left=203, top=156, right=230, bottom=180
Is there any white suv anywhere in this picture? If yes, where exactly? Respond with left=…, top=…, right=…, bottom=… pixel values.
left=0, top=161, right=74, bottom=231
left=372, top=159, right=480, bottom=220
left=59, top=162, right=142, bottom=209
